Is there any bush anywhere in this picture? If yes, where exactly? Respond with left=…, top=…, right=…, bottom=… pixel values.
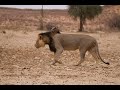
left=107, top=14, right=120, bottom=30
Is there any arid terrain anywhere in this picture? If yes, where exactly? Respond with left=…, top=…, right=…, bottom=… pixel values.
left=0, top=30, right=120, bottom=85
left=0, top=5, right=120, bottom=32
left=0, top=5, right=120, bottom=85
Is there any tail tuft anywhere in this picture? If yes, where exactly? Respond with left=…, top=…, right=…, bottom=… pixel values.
left=105, top=62, right=110, bottom=65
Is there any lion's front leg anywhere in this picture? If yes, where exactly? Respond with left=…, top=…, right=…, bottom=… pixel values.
left=51, top=48, right=63, bottom=65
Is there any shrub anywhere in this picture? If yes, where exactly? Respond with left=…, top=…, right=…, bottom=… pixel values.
left=107, top=14, right=120, bottom=30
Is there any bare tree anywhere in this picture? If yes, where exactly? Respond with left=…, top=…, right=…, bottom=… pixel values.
left=38, top=5, right=44, bottom=30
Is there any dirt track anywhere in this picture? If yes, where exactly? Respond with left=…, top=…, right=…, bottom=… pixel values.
left=0, top=30, right=120, bottom=85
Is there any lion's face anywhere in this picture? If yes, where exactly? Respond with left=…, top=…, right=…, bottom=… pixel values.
left=35, top=35, right=45, bottom=48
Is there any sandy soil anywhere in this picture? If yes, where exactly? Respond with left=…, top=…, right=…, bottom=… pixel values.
left=0, top=30, right=120, bottom=85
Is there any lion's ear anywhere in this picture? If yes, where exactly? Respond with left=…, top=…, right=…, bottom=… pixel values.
left=38, top=35, right=43, bottom=40
left=51, top=27, right=56, bottom=31
left=51, top=27, right=60, bottom=34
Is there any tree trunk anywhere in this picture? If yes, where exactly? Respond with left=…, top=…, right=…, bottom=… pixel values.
left=40, top=5, right=44, bottom=30
left=78, top=16, right=84, bottom=32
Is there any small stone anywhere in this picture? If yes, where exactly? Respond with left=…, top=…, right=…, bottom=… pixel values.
left=34, top=57, right=40, bottom=60
left=12, top=55, right=16, bottom=59
left=2, top=30, right=6, bottom=34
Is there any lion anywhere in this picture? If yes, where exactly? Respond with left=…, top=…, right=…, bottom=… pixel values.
left=35, top=27, right=110, bottom=66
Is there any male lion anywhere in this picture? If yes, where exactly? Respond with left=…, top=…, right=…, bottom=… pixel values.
left=35, top=27, right=109, bottom=66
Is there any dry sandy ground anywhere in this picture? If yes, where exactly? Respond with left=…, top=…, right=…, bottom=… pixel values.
left=0, top=30, right=120, bottom=85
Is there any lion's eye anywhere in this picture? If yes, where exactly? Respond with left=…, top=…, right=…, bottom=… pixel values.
left=39, top=36, right=41, bottom=39
left=39, top=35, right=42, bottom=40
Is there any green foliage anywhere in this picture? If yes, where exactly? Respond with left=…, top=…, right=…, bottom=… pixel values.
left=68, top=5, right=102, bottom=21
left=68, top=5, right=102, bottom=31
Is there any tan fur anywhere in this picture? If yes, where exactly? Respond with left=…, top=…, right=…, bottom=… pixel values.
left=52, top=34, right=109, bottom=66
left=35, top=27, right=109, bottom=66
left=35, top=35, right=45, bottom=48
